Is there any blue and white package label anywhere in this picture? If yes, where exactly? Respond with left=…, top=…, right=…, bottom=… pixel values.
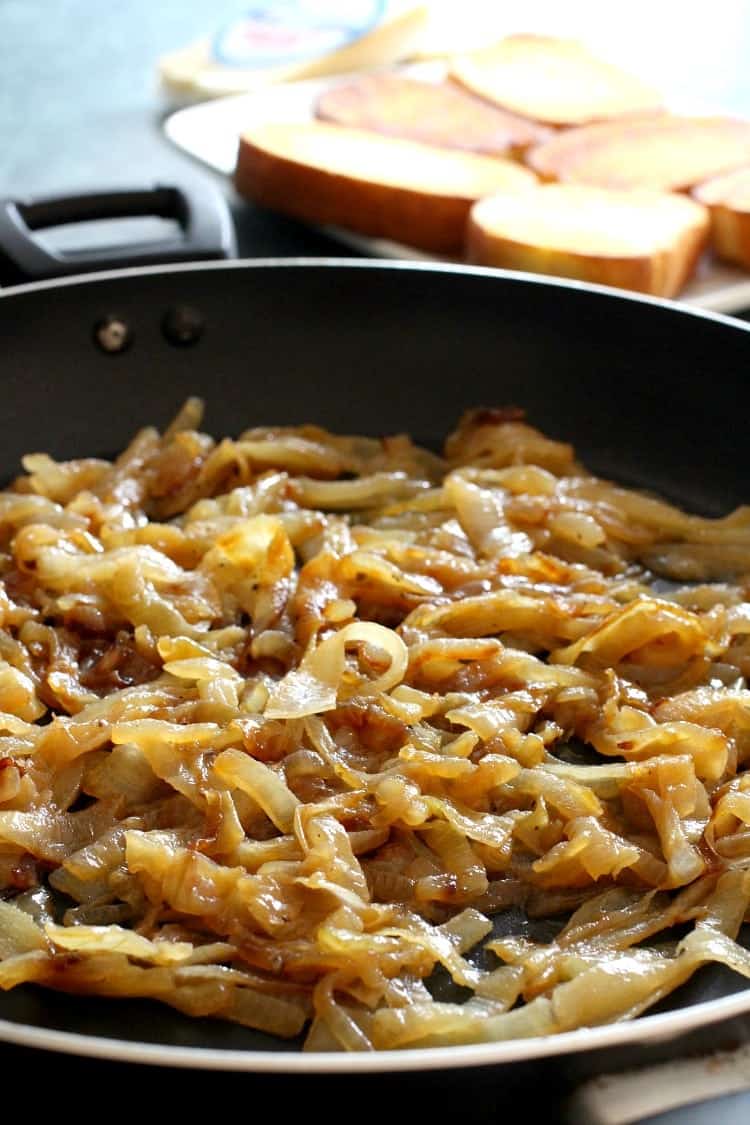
left=212, top=0, right=393, bottom=68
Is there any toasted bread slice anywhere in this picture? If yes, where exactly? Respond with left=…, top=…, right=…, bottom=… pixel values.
left=315, top=72, right=552, bottom=156
left=693, top=166, right=750, bottom=269
left=528, top=116, right=750, bottom=192
left=467, top=184, right=709, bottom=297
left=235, top=121, right=537, bottom=254
left=450, top=34, right=663, bottom=127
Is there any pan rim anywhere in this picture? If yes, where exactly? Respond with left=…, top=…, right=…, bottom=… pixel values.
left=1, top=255, right=749, bottom=1070
left=0, top=255, right=749, bottom=337
left=1, top=979, right=750, bottom=1071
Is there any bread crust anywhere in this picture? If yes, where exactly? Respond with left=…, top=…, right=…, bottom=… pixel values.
left=235, top=122, right=536, bottom=255
left=693, top=166, right=750, bottom=269
left=467, top=185, right=710, bottom=297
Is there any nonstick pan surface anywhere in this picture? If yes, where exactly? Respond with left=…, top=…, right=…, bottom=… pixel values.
left=1, top=259, right=750, bottom=1078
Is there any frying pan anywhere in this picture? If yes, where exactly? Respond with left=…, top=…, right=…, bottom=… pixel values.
left=2, top=184, right=750, bottom=1117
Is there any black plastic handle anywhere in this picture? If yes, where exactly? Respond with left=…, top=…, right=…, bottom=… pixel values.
left=0, top=182, right=237, bottom=284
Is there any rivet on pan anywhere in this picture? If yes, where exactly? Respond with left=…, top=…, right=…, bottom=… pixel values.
left=93, top=315, right=132, bottom=355
left=161, top=305, right=205, bottom=347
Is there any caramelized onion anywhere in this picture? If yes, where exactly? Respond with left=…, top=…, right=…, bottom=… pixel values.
left=1, top=403, right=750, bottom=1049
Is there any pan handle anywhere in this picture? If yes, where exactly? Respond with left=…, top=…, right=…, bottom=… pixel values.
left=0, top=182, right=237, bottom=284
left=567, top=1041, right=750, bottom=1124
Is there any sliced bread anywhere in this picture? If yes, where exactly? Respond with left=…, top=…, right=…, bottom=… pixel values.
left=315, top=72, right=552, bottom=156
left=235, top=121, right=537, bottom=254
left=450, top=34, right=663, bottom=127
left=693, top=166, right=750, bottom=269
left=467, top=184, right=710, bottom=297
left=527, top=116, right=750, bottom=191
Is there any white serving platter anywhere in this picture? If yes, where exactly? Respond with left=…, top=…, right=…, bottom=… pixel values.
left=164, top=51, right=750, bottom=315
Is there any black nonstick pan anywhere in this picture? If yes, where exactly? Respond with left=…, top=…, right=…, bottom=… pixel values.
left=2, top=190, right=750, bottom=1119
